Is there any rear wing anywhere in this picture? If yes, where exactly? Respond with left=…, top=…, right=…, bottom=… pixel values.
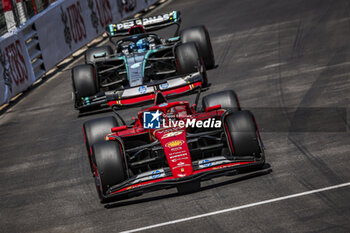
left=106, top=11, right=181, bottom=37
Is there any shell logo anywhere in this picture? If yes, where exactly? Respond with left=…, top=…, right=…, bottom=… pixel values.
left=166, top=140, right=184, bottom=148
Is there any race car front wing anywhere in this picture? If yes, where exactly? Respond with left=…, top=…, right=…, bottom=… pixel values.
left=101, top=155, right=266, bottom=202
left=76, top=72, right=203, bottom=111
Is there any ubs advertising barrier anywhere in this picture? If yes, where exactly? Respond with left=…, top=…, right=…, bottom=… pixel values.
left=36, top=0, right=158, bottom=70
left=0, top=31, right=35, bottom=104
left=0, top=0, right=159, bottom=106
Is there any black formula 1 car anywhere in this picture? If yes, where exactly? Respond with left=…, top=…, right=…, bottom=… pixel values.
left=82, top=90, right=266, bottom=203
left=72, top=11, right=215, bottom=112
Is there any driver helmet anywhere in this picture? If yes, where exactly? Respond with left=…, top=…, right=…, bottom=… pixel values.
left=136, top=38, right=150, bottom=53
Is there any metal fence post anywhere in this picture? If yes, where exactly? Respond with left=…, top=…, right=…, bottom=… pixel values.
left=15, top=0, right=27, bottom=24
left=0, top=1, right=8, bottom=35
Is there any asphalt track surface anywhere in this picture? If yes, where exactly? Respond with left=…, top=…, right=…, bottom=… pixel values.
left=1, top=0, right=350, bottom=232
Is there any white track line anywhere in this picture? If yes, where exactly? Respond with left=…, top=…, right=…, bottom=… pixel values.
left=121, top=182, right=350, bottom=233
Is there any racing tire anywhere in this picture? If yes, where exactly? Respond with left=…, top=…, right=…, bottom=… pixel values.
left=202, top=90, right=241, bottom=111
left=72, top=64, right=98, bottom=109
left=85, top=45, right=113, bottom=64
left=92, top=141, right=126, bottom=202
left=83, top=116, right=119, bottom=173
left=176, top=42, right=208, bottom=85
left=224, top=110, right=263, bottom=158
left=181, top=25, right=215, bottom=69
left=175, top=42, right=201, bottom=74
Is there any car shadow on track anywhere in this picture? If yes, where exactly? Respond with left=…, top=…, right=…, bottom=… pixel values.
left=77, top=106, right=112, bottom=118
left=104, top=164, right=272, bottom=209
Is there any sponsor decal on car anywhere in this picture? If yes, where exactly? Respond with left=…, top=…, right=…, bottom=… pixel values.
left=200, top=159, right=212, bottom=167
left=159, top=82, right=169, bottom=90
left=170, top=147, right=183, bottom=152
left=152, top=170, right=162, bottom=178
left=173, top=163, right=191, bottom=169
left=169, top=152, right=187, bottom=158
left=142, top=13, right=171, bottom=26
left=161, top=131, right=183, bottom=139
left=171, top=157, right=188, bottom=162
left=131, top=62, right=142, bottom=68
left=127, top=183, right=147, bottom=190
left=138, top=86, right=147, bottom=94
left=159, top=103, right=168, bottom=107
left=212, top=164, right=237, bottom=170
left=166, top=140, right=184, bottom=148
left=115, top=12, right=174, bottom=30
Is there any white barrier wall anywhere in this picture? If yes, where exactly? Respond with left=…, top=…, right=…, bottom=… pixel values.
left=0, top=0, right=158, bottom=106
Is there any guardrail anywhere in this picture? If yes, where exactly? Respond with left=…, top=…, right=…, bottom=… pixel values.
left=0, top=0, right=159, bottom=107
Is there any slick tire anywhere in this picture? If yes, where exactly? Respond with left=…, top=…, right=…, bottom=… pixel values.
left=72, top=64, right=98, bottom=107
left=83, top=116, right=118, bottom=173
left=224, top=110, right=263, bottom=158
left=176, top=42, right=202, bottom=74
left=92, top=141, right=126, bottom=202
left=85, top=46, right=113, bottom=64
left=176, top=42, right=208, bottom=85
left=202, top=90, right=241, bottom=111
left=181, top=25, right=215, bottom=69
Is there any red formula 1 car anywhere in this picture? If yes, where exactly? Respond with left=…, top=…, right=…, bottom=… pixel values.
left=83, top=90, right=265, bottom=203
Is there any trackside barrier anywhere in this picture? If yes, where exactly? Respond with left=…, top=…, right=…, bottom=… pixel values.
left=0, top=29, right=35, bottom=104
left=22, top=22, right=46, bottom=80
left=0, top=0, right=159, bottom=107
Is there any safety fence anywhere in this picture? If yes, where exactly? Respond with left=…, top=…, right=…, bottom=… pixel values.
left=0, top=0, right=159, bottom=106
left=1, top=1, right=60, bottom=36
left=0, top=2, right=7, bottom=36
